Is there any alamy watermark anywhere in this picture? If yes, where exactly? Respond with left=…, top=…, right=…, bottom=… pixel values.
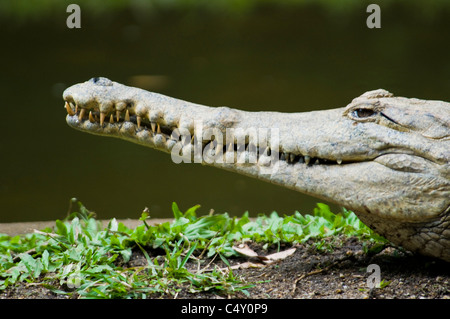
left=66, top=4, right=81, bottom=29
left=169, top=121, right=280, bottom=175
left=61, top=263, right=82, bottom=288
left=367, top=4, right=381, bottom=29
left=67, top=4, right=381, bottom=30
left=366, top=264, right=381, bottom=288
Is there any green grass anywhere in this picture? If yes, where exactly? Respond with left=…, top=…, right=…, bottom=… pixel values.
left=0, top=200, right=386, bottom=298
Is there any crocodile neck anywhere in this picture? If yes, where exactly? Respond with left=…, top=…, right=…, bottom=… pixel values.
left=63, top=77, right=450, bottom=262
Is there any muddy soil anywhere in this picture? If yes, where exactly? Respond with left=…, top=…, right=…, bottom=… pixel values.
left=1, top=236, right=448, bottom=299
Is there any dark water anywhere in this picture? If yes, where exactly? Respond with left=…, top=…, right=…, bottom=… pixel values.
left=1, top=4, right=449, bottom=222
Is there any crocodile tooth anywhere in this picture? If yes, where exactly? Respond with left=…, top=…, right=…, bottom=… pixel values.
left=73, top=103, right=78, bottom=113
left=65, top=102, right=75, bottom=116
left=227, top=142, right=233, bottom=153
left=290, top=153, right=295, bottom=163
left=137, top=116, right=142, bottom=129
left=298, top=156, right=305, bottom=164
left=216, top=144, right=223, bottom=156
left=157, top=123, right=161, bottom=134
left=116, top=110, right=120, bottom=122
left=181, top=134, right=190, bottom=145
left=170, top=128, right=180, bottom=141
left=89, top=111, right=95, bottom=123
left=225, top=144, right=235, bottom=162
left=125, top=109, right=130, bottom=122
left=151, top=122, right=156, bottom=133
left=337, top=159, right=342, bottom=165
left=304, top=155, right=311, bottom=165
left=109, top=114, right=114, bottom=124
left=100, top=112, right=106, bottom=126
left=78, top=108, right=86, bottom=121
left=314, top=159, right=319, bottom=165
left=259, top=146, right=266, bottom=155
left=280, top=153, right=286, bottom=161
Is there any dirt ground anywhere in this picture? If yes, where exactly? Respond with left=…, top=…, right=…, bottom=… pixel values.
left=1, top=235, right=449, bottom=299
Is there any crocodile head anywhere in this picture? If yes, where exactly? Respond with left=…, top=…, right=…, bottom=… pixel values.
left=63, top=77, right=450, bottom=261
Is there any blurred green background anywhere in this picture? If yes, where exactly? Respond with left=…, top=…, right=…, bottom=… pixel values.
left=1, top=0, right=449, bottom=222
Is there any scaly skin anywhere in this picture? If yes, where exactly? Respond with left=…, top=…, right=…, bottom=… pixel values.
left=63, top=77, right=450, bottom=262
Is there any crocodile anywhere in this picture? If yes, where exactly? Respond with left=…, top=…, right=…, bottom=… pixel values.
left=63, top=77, right=450, bottom=262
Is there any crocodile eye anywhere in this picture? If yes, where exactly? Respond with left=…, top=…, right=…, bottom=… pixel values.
left=352, top=108, right=376, bottom=118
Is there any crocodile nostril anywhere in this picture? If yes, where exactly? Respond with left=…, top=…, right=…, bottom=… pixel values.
left=89, top=77, right=113, bottom=86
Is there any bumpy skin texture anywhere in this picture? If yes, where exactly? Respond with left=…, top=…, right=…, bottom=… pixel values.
left=63, top=77, right=450, bottom=262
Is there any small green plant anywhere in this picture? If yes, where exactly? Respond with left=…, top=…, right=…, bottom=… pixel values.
left=0, top=200, right=386, bottom=298
left=379, top=279, right=391, bottom=289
